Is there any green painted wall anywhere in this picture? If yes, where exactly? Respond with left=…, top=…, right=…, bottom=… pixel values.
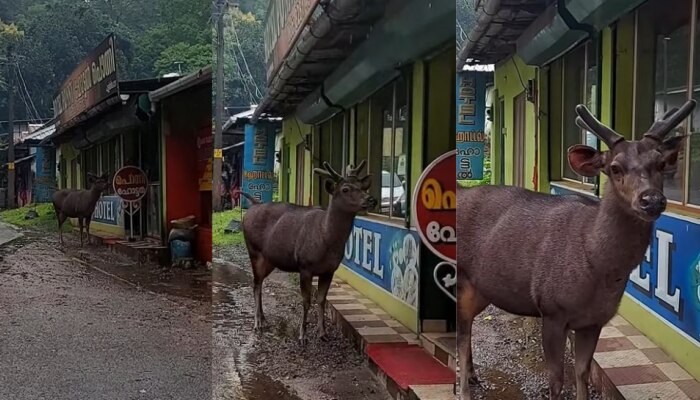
left=280, top=118, right=312, bottom=205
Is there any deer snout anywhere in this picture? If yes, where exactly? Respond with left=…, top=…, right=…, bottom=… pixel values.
left=363, top=195, right=378, bottom=210
left=639, top=189, right=666, bottom=217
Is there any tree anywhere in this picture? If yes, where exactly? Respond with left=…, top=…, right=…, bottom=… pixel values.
left=224, top=7, right=266, bottom=108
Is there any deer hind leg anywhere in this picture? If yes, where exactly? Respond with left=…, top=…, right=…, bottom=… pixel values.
left=78, top=218, right=85, bottom=246
left=457, top=280, right=490, bottom=400
left=542, top=317, right=568, bottom=400
left=251, top=254, right=273, bottom=332
left=316, top=272, right=334, bottom=341
left=573, top=325, right=602, bottom=400
left=298, top=272, right=313, bottom=346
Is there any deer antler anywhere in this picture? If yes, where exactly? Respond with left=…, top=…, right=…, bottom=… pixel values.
left=313, top=161, right=343, bottom=181
left=345, top=159, right=367, bottom=177
left=644, top=100, right=696, bottom=142
left=575, top=104, right=625, bottom=148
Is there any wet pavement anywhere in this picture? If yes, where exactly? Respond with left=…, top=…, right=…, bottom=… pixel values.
left=213, top=243, right=392, bottom=400
left=0, top=225, right=211, bottom=399
left=470, top=306, right=602, bottom=400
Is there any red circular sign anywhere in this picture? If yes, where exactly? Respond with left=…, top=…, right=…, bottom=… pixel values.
left=113, top=166, right=148, bottom=202
left=412, top=150, right=456, bottom=263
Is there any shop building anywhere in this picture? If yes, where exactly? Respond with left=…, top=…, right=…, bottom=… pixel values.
left=46, top=35, right=213, bottom=265
left=463, top=0, right=700, bottom=382
left=254, top=0, right=456, bottom=351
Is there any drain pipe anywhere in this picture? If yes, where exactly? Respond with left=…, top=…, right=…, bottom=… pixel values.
left=456, top=0, right=501, bottom=70
left=251, top=0, right=361, bottom=123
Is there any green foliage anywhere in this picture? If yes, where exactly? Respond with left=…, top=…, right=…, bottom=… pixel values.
left=222, top=7, right=267, bottom=108
left=212, top=207, right=244, bottom=247
left=154, top=43, right=211, bottom=75
left=0, top=0, right=210, bottom=121
left=0, top=203, right=68, bottom=232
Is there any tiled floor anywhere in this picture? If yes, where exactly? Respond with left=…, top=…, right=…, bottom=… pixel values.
left=327, top=281, right=421, bottom=345
left=594, top=315, right=700, bottom=399
left=326, top=279, right=455, bottom=400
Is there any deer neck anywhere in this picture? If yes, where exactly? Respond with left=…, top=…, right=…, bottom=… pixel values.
left=586, top=183, right=653, bottom=275
left=89, top=187, right=103, bottom=203
left=323, top=201, right=356, bottom=246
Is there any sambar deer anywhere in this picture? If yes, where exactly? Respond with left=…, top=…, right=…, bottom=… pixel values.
left=52, top=172, right=110, bottom=246
left=239, top=160, right=376, bottom=345
left=457, top=100, right=695, bottom=399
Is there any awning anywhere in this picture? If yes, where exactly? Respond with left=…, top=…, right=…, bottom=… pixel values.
left=149, top=66, right=212, bottom=103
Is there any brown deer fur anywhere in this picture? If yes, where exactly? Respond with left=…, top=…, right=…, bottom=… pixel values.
left=240, top=160, right=377, bottom=345
left=456, top=101, right=695, bottom=400
left=52, top=172, right=110, bottom=246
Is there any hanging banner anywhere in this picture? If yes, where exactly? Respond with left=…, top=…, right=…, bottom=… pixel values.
left=241, top=123, right=276, bottom=208
left=197, top=127, right=213, bottom=191
left=412, top=150, right=456, bottom=263
left=456, top=71, right=486, bottom=180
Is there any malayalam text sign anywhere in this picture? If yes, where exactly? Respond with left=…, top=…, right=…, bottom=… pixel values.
left=53, top=35, right=119, bottom=127
left=113, top=166, right=148, bottom=202
left=242, top=123, right=276, bottom=208
left=456, top=71, right=486, bottom=180
left=412, top=151, right=456, bottom=263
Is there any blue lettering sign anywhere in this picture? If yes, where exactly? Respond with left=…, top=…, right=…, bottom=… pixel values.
left=456, top=71, right=486, bottom=180
left=242, top=123, right=276, bottom=208
left=92, top=195, right=123, bottom=226
left=342, top=217, right=420, bottom=308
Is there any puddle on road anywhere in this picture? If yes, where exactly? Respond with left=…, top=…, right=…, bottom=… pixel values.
left=213, top=260, right=303, bottom=400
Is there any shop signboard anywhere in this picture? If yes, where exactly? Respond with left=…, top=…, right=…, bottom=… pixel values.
left=412, top=150, right=456, bottom=264
left=551, top=184, right=700, bottom=344
left=456, top=71, right=486, bottom=180
left=263, top=0, right=320, bottom=83
left=113, top=166, right=148, bottom=202
left=197, top=127, right=213, bottom=191
left=53, top=34, right=119, bottom=127
left=242, top=123, right=276, bottom=208
left=33, top=146, right=56, bottom=203
left=342, top=217, right=420, bottom=308
left=92, top=195, right=123, bottom=226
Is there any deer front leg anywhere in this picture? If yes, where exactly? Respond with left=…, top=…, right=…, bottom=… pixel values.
left=78, top=218, right=84, bottom=246
left=298, top=273, right=313, bottom=346
left=457, top=280, right=490, bottom=400
left=573, top=325, right=602, bottom=400
left=57, top=212, right=66, bottom=245
left=316, top=272, right=334, bottom=341
left=542, top=317, right=567, bottom=400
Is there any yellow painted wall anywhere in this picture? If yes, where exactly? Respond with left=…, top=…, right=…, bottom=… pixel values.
left=494, top=55, right=538, bottom=189
left=280, top=117, right=313, bottom=206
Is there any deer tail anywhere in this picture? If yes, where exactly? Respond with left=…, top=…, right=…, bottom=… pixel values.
left=234, top=190, right=261, bottom=205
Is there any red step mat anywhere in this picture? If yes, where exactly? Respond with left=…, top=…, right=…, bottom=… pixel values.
left=366, top=343, right=455, bottom=390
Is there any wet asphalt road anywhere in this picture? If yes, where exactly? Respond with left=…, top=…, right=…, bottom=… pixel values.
left=0, top=225, right=211, bottom=400
left=213, top=243, right=391, bottom=400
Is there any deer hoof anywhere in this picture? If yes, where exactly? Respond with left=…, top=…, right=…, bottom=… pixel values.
left=298, top=337, right=308, bottom=347
left=319, top=333, right=330, bottom=342
left=468, top=376, right=481, bottom=386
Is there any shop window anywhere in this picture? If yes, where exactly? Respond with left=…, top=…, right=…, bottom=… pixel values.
left=365, top=73, right=410, bottom=219
left=636, top=0, right=693, bottom=205
left=560, top=42, right=599, bottom=184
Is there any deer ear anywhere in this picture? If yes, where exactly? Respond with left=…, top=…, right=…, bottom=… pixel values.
left=359, top=175, right=371, bottom=190
left=567, top=145, right=606, bottom=177
left=324, top=179, right=336, bottom=195
left=659, top=135, right=686, bottom=172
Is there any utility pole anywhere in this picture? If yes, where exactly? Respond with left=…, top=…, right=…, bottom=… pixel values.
left=213, top=0, right=226, bottom=212
left=6, top=47, right=15, bottom=209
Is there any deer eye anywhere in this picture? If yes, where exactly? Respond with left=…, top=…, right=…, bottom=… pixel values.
left=341, top=186, right=350, bottom=193
left=610, top=164, right=623, bottom=175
